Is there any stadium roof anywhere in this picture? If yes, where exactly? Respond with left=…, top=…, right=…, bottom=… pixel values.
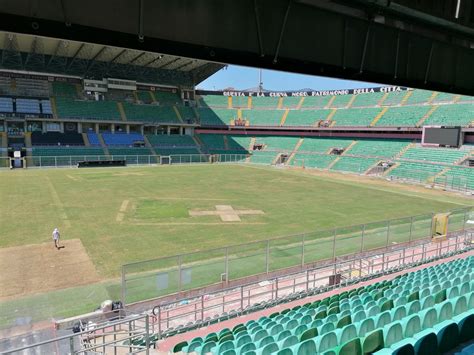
left=0, top=31, right=224, bottom=86
left=1, top=0, right=474, bottom=94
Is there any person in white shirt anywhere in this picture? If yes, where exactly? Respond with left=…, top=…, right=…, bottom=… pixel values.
left=52, top=228, right=61, bottom=249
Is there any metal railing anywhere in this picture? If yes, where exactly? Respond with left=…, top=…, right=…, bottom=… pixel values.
left=1, top=314, right=152, bottom=355
left=150, top=229, right=472, bottom=338
left=121, top=206, right=472, bottom=307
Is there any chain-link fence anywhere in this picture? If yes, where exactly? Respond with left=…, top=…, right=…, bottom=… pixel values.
left=121, top=206, right=473, bottom=306
left=0, top=154, right=250, bottom=169
left=434, top=174, right=471, bottom=193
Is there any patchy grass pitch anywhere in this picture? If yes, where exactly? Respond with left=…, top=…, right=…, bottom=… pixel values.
left=0, top=164, right=472, bottom=326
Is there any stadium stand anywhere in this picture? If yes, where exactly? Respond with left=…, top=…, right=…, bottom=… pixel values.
left=200, top=95, right=228, bottom=108
left=284, top=109, right=331, bottom=126
left=388, top=162, right=445, bottom=182
left=198, top=108, right=235, bottom=125
left=435, top=166, right=474, bottom=191
left=0, top=97, right=13, bottom=113
left=254, top=136, right=300, bottom=152
left=245, top=110, right=284, bottom=126
left=101, top=133, right=144, bottom=146
left=400, top=146, right=468, bottom=164
left=16, top=98, right=40, bottom=114
left=87, top=132, right=101, bottom=146
left=297, top=138, right=352, bottom=153
left=300, top=95, right=332, bottom=108
left=173, top=256, right=474, bottom=355
left=405, top=90, right=433, bottom=105
left=251, top=96, right=279, bottom=108
left=122, top=103, right=180, bottom=123
left=376, top=106, right=431, bottom=127
left=282, top=96, right=302, bottom=109
left=31, top=132, right=84, bottom=146
left=423, top=104, right=474, bottom=127
left=331, top=156, right=379, bottom=173
left=380, top=91, right=406, bottom=106
left=55, top=97, right=121, bottom=120
left=250, top=150, right=278, bottom=164
left=329, top=94, right=353, bottom=108
left=351, top=92, right=385, bottom=107
left=332, top=108, right=382, bottom=126
left=52, top=82, right=78, bottom=97
left=347, top=140, right=410, bottom=158
left=154, top=91, right=181, bottom=105
left=290, top=153, right=337, bottom=169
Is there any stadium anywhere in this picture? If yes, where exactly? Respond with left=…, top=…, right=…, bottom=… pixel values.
left=0, top=1, right=473, bottom=354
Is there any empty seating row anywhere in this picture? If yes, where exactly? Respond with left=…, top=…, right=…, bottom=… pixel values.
left=401, top=147, right=468, bottom=164
left=172, top=256, right=474, bottom=355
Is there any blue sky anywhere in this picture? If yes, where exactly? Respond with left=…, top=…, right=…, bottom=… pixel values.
left=198, top=65, right=379, bottom=91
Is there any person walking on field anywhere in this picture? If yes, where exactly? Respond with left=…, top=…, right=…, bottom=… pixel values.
left=52, top=228, right=61, bottom=249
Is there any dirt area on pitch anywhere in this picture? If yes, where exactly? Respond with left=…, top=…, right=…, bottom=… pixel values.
left=0, top=239, right=100, bottom=301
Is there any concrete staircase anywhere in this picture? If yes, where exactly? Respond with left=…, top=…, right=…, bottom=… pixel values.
left=191, top=135, right=205, bottom=155
left=277, top=97, right=284, bottom=109
left=246, top=137, right=256, bottom=162
left=416, top=105, right=439, bottom=127
left=364, top=160, right=383, bottom=175
left=383, top=163, right=400, bottom=176
left=97, top=133, right=111, bottom=158
left=400, top=91, right=413, bottom=105
left=342, top=140, right=358, bottom=155
left=296, top=97, right=305, bottom=109
left=377, top=93, right=389, bottom=106
left=429, top=167, right=451, bottom=183
left=427, top=92, right=439, bottom=104
left=227, top=96, right=232, bottom=109
left=280, top=109, right=290, bottom=126
left=117, top=102, right=127, bottom=121
left=247, top=96, right=252, bottom=109
left=346, top=95, right=357, bottom=108
left=453, top=95, right=461, bottom=103
left=370, top=107, right=389, bottom=127
left=394, top=142, right=416, bottom=159
left=286, top=138, right=304, bottom=165
left=150, top=91, right=157, bottom=103
left=143, top=135, right=158, bottom=157
left=173, top=106, right=185, bottom=123
left=24, top=132, right=32, bottom=149
left=82, top=133, right=91, bottom=147
left=132, top=91, right=139, bottom=103
left=327, top=156, right=341, bottom=170
left=325, top=96, right=337, bottom=109
left=272, top=153, right=283, bottom=165
left=322, top=109, right=337, bottom=126
left=50, top=97, right=59, bottom=119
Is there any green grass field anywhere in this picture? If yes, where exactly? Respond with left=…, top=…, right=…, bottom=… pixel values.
left=0, top=164, right=472, bottom=326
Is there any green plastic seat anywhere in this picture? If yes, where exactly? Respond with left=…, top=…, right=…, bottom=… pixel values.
left=456, top=313, right=474, bottom=343
left=318, top=322, right=335, bottom=335
left=198, top=341, right=216, bottom=355
left=336, top=324, right=357, bottom=344
left=236, top=335, right=252, bottom=348
left=436, top=301, right=453, bottom=322
left=376, top=311, right=392, bottom=328
left=216, top=340, right=234, bottom=354
left=362, top=329, right=384, bottom=353
left=337, top=337, right=362, bottom=355
left=276, top=348, right=293, bottom=355
left=173, top=340, right=188, bottom=353
left=453, top=295, right=467, bottom=316
left=280, top=335, right=298, bottom=349
left=270, top=324, right=284, bottom=336
left=317, top=331, right=338, bottom=353
left=402, top=314, right=421, bottom=338
left=257, top=335, right=274, bottom=349
left=383, top=322, right=403, bottom=348
left=238, top=342, right=256, bottom=354
left=259, top=342, right=278, bottom=355
left=296, top=339, right=316, bottom=355
left=336, top=315, right=351, bottom=329
left=433, top=320, right=460, bottom=353
left=300, top=327, right=318, bottom=342
left=420, top=308, right=437, bottom=329
left=277, top=330, right=291, bottom=341
left=293, top=324, right=307, bottom=337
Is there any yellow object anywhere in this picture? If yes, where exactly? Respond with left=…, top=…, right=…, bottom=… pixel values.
left=432, top=213, right=450, bottom=241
